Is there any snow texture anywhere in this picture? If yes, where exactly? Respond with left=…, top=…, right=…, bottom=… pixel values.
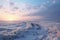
left=0, top=21, right=60, bottom=40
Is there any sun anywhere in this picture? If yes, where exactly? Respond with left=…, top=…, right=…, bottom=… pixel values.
left=6, top=15, right=18, bottom=21
left=0, top=14, right=19, bottom=21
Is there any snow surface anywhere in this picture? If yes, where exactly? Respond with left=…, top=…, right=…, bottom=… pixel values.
left=0, top=21, right=60, bottom=40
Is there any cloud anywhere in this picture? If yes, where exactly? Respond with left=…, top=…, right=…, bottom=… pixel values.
left=0, top=1, right=40, bottom=16
left=0, top=0, right=48, bottom=16
left=52, top=0, right=56, bottom=4
left=0, top=0, right=55, bottom=16
left=0, top=0, right=60, bottom=21
left=40, top=1, right=60, bottom=22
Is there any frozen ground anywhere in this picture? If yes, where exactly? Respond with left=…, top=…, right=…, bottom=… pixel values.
left=0, top=21, right=60, bottom=40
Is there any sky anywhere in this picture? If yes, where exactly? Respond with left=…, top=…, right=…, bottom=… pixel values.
left=0, top=0, right=60, bottom=21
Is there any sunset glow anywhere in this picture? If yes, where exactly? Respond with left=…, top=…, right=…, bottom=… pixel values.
left=0, top=14, right=19, bottom=21
left=5, top=15, right=18, bottom=21
left=0, top=13, right=42, bottom=21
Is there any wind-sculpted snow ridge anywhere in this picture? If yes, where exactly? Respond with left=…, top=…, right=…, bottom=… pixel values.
left=0, top=21, right=60, bottom=40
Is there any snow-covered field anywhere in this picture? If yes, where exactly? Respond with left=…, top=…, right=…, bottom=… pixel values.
left=0, top=21, right=60, bottom=40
